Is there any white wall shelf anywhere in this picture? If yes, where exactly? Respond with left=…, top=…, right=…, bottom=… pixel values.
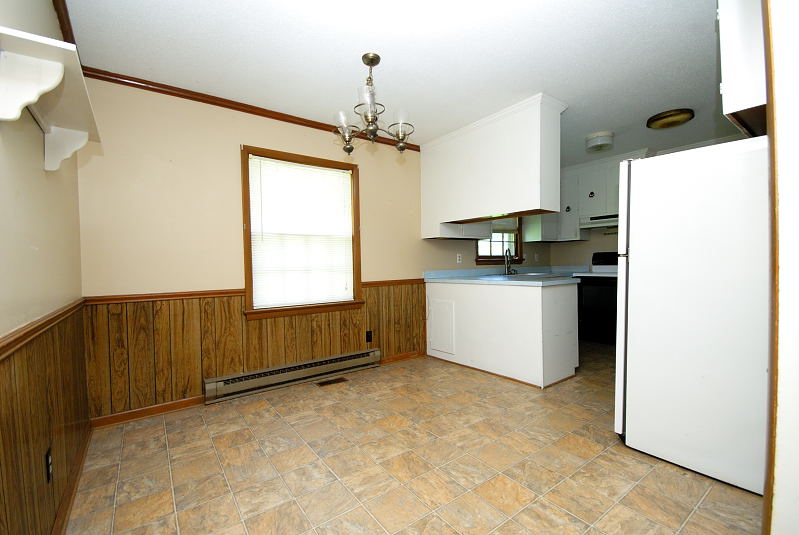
left=0, top=26, right=99, bottom=171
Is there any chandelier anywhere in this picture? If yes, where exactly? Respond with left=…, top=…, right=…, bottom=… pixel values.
left=334, top=52, right=415, bottom=154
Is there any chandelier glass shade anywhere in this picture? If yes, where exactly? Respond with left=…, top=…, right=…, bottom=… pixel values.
left=335, top=53, right=414, bottom=154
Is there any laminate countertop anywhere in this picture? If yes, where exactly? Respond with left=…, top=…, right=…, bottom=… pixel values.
left=424, top=273, right=580, bottom=287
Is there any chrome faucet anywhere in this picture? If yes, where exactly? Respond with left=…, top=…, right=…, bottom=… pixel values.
left=504, top=248, right=518, bottom=275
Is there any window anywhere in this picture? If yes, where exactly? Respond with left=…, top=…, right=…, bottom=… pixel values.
left=475, top=218, right=523, bottom=265
left=241, top=146, right=362, bottom=319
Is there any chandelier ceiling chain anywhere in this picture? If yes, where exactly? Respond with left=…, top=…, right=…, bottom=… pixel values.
left=334, top=52, right=415, bottom=154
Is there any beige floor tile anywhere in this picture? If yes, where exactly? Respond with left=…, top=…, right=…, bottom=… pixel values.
left=341, top=464, right=401, bottom=502
left=512, top=499, right=588, bottom=535
left=393, top=426, right=435, bottom=450
left=680, top=510, right=757, bottom=535
left=544, top=478, right=614, bottom=524
left=325, top=447, right=378, bottom=478
left=174, top=473, right=230, bottom=511
left=118, top=449, right=168, bottom=480
left=257, top=429, right=304, bottom=455
left=70, top=482, right=116, bottom=519
left=361, top=435, right=410, bottom=463
left=123, top=423, right=165, bottom=445
left=116, top=468, right=170, bottom=506
left=474, top=474, right=536, bottom=516
left=270, top=444, right=318, bottom=473
left=503, top=459, right=564, bottom=495
left=529, top=444, right=586, bottom=476
left=345, top=422, right=390, bottom=444
left=519, top=420, right=565, bottom=445
left=438, top=492, right=507, bottom=535
left=212, top=428, right=255, bottom=451
left=570, top=460, right=636, bottom=500
left=233, top=477, right=293, bottom=518
left=445, top=427, right=493, bottom=451
left=414, top=439, right=463, bottom=466
left=471, top=441, right=526, bottom=471
left=78, top=464, right=119, bottom=492
left=592, top=448, right=654, bottom=481
left=380, top=451, right=433, bottom=483
left=168, top=437, right=214, bottom=463
left=177, top=494, right=240, bottom=535
left=419, top=415, right=464, bottom=436
left=207, top=416, right=248, bottom=437
left=223, top=455, right=277, bottom=491
left=366, top=486, right=431, bottom=533
left=316, top=506, right=386, bottom=535
left=553, top=433, right=605, bottom=459
left=166, top=425, right=208, bottom=445
left=66, top=506, right=114, bottom=535
left=622, top=483, right=694, bottom=529
left=113, top=489, right=174, bottom=533
left=283, top=460, right=337, bottom=496
left=294, top=418, right=339, bottom=442
left=396, top=514, right=459, bottom=535
left=469, top=418, right=512, bottom=439
left=115, top=514, right=177, bottom=535
left=307, top=432, right=355, bottom=458
left=498, top=431, right=546, bottom=456
left=572, top=421, right=622, bottom=447
left=695, top=483, right=762, bottom=532
left=407, top=469, right=466, bottom=509
left=439, top=454, right=497, bottom=488
left=298, top=481, right=359, bottom=526
left=491, top=520, right=529, bottom=535
left=594, top=504, right=672, bottom=535
left=171, top=451, right=222, bottom=486
left=374, top=413, right=412, bottom=433
left=639, top=464, right=713, bottom=506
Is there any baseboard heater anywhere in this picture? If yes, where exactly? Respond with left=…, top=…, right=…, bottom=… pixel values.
left=204, top=348, right=381, bottom=404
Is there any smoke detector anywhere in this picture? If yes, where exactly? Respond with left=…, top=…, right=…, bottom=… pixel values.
left=586, top=131, right=614, bottom=152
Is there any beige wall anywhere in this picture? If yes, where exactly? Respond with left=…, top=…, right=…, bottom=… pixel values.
left=549, top=228, right=618, bottom=266
left=0, top=3, right=81, bottom=336
left=0, top=0, right=62, bottom=40
left=0, top=111, right=82, bottom=336
left=79, top=80, right=540, bottom=295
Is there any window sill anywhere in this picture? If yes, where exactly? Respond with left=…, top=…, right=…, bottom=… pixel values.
left=244, top=299, right=365, bottom=320
left=475, top=258, right=524, bottom=266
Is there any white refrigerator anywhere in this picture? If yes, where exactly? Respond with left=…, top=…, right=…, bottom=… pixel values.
left=614, top=136, right=769, bottom=494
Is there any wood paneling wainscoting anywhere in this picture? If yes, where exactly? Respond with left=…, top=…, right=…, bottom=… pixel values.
left=0, top=302, right=90, bottom=535
left=83, top=279, right=426, bottom=418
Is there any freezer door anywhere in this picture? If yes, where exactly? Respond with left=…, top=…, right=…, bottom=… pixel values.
left=624, top=137, right=769, bottom=494
left=614, top=160, right=631, bottom=435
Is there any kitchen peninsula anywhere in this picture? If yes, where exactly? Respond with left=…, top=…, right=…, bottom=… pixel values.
left=425, top=269, right=580, bottom=387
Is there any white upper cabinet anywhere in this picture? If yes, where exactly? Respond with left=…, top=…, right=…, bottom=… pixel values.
left=574, top=149, right=652, bottom=227
left=421, top=93, right=567, bottom=239
left=718, top=0, right=766, bottom=116
left=523, top=166, right=588, bottom=242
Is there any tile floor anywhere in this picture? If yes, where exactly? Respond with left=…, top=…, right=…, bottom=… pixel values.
left=67, top=344, right=762, bottom=534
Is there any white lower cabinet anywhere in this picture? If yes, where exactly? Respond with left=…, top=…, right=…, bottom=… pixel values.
left=426, top=282, right=579, bottom=387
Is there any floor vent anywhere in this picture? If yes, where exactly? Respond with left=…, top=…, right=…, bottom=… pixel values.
left=204, top=348, right=380, bottom=404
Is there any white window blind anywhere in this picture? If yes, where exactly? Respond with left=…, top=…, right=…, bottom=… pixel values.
left=248, top=155, right=354, bottom=309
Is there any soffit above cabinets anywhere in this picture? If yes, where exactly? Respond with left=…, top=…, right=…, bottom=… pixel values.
left=65, top=0, right=738, bottom=166
left=0, top=25, right=100, bottom=171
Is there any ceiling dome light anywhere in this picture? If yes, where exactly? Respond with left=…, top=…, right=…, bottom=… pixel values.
left=646, top=108, right=695, bottom=129
left=586, top=131, right=614, bottom=152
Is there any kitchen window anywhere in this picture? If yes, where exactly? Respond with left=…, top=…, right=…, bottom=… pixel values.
left=241, top=146, right=362, bottom=319
left=475, top=218, right=523, bottom=265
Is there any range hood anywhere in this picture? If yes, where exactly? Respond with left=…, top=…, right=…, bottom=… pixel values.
left=580, top=214, right=618, bottom=228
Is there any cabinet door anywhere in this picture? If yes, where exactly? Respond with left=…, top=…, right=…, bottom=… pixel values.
left=558, top=171, right=581, bottom=240
left=606, top=161, right=620, bottom=215
left=578, top=170, right=606, bottom=217
left=428, top=298, right=455, bottom=354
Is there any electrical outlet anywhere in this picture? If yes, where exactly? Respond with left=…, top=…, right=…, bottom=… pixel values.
left=456, top=253, right=463, bottom=264
left=45, top=447, right=52, bottom=483
left=365, top=330, right=373, bottom=343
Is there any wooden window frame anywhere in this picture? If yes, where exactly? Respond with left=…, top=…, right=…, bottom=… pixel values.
left=241, top=145, right=363, bottom=320
left=475, top=218, right=524, bottom=265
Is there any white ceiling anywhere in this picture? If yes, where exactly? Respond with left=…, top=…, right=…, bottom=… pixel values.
left=65, top=0, right=740, bottom=166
